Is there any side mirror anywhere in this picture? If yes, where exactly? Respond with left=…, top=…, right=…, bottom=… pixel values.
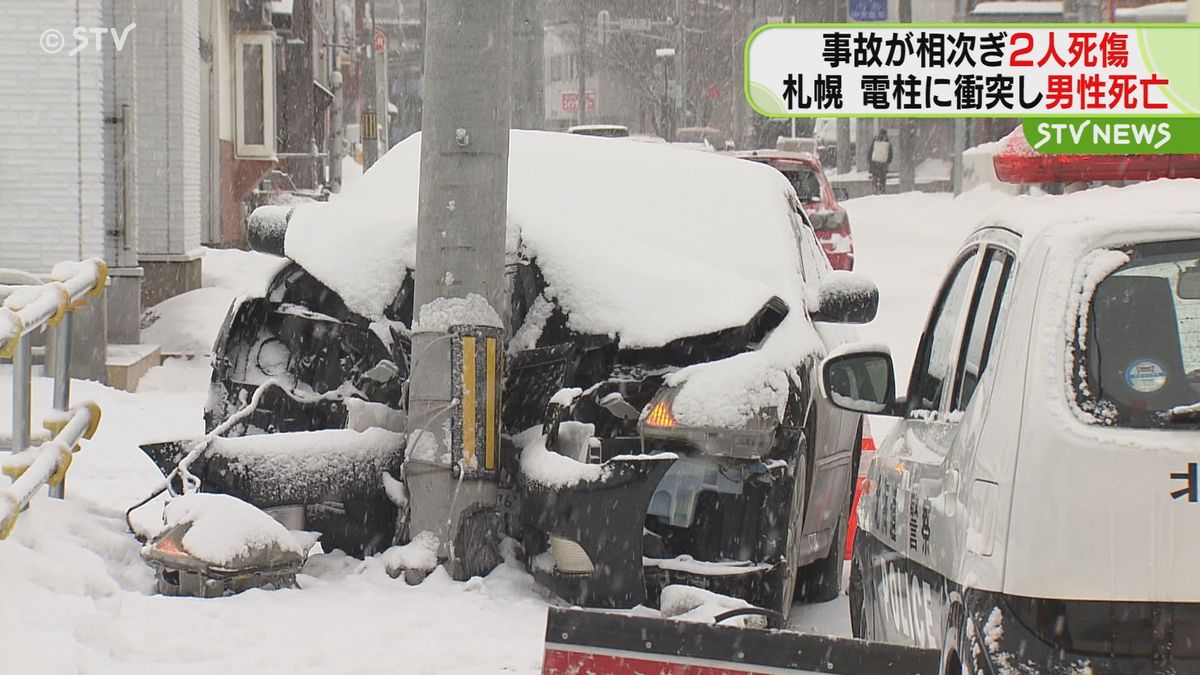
left=832, top=187, right=850, bottom=202
left=819, top=345, right=898, bottom=416
left=811, top=271, right=879, bottom=324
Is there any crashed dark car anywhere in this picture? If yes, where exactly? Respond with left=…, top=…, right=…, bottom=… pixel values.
left=143, top=131, right=878, bottom=616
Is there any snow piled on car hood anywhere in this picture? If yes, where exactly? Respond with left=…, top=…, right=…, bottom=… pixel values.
left=285, top=130, right=805, bottom=348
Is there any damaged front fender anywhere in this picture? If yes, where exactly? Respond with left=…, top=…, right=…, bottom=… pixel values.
left=520, top=453, right=676, bottom=608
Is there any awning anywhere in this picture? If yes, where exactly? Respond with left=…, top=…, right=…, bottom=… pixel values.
left=992, top=126, right=1200, bottom=184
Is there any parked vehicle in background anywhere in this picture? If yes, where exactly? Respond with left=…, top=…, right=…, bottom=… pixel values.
left=566, top=124, right=630, bottom=138
left=820, top=179, right=1200, bottom=674
left=735, top=149, right=855, bottom=270
left=677, top=126, right=733, bottom=150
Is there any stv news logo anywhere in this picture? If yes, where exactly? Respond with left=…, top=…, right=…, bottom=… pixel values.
left=40, top=24, right=136, bottom=56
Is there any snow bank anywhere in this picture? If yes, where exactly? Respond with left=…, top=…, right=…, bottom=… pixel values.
left=286, top=131, right=803, bottom=349
left=161, top=493, right=303, bottom=566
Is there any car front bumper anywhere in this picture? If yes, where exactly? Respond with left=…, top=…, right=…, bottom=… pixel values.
left=963, top=589, right=1200, bottom=674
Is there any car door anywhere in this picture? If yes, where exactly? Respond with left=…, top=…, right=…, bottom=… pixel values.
left=863, top=234, right=1019, bottom=648
left=793, top=212, right=858, bottom=559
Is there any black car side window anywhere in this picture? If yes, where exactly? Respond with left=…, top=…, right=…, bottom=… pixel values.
left=907, top=248, right=979, bottom=415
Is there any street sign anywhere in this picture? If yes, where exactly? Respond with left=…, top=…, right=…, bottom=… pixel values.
left=373, top=27, right=387, bottom=53
left=561, top=91, right=597, bottom=114
left=849, top=0, right=888, bottom=21
left=707, top=83, right=721, bottom=101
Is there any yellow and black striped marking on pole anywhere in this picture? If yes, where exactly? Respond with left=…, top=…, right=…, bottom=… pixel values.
left=451, top=325, right=504, bottom=479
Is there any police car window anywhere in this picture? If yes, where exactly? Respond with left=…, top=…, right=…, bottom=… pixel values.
left=1074, top=239, right=1200, bottom=428
left=952, top=247, right=1014, bottom=412
left=908, top=248, right=979, bottom=414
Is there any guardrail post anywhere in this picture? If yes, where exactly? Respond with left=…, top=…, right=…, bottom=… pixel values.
left=48, top=314, right=72, bottom=499
left=12, top=333, right=31, bottom=455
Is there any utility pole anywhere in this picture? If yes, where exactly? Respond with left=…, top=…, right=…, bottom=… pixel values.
left=896, top=0, right=916, bottom=192
left=330, top=3, right=345, bottom=193
left=576, top=1, right=588, bottom=125
left=405, top=0, right=513, bottom=581
left=283, top=0, right=316, bottom=188
left=361, top=0, right=380, bottom=170
left=675, top=0, right=687, bottom=131
left=512, top=0, right=545, bottom=130
left=950, top=0, right=967, bottom=194
left=732, top=0, right=747, bottom=149
left=834, top=0, right=851, bottom=174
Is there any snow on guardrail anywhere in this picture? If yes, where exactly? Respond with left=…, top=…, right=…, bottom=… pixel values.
left=0, top=258, right=106, bottom=357
left=0, top=258, right=107, bottom=538
left=0, top=403, right=101, bottom=538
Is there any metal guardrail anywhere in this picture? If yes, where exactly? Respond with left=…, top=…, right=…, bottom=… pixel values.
left=0, top=258, right=107, bottom=539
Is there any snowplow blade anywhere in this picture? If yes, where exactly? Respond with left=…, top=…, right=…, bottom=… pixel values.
left=542, top=607, right=940, bottom=674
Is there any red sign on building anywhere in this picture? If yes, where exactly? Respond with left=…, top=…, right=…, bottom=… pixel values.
left=374, top=28, right=387, bottom=53
left=561, top=91, right=598, bottom=113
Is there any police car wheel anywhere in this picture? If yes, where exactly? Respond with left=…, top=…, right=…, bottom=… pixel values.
left=848, top=553, right=866, bottom=638
left=938, top=606, right=966, bottom=675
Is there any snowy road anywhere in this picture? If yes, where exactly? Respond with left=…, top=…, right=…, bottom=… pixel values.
left=0, top=188, right=1013, bottom=673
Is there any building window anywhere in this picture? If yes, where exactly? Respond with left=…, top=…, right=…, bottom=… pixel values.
left=234, top=32, right=276, bottom=159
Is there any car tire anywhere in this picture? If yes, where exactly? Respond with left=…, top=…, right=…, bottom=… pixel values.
left=796, top=503, right=847, bottom=603
left=938, top=605, right=966, bottom=675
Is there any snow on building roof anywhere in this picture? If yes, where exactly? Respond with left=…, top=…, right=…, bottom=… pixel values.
left=284, top=130, right=806, bottom=349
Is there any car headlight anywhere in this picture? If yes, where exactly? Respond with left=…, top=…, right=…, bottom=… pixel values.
left=638, top=388, right=778, bottom=459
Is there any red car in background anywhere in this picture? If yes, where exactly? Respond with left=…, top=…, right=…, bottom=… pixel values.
left=734, top=149, right=855, bottom=271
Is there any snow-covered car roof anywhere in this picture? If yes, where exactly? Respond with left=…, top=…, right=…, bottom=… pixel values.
left=970, top=179, right=1200, bottom=248
left=284, top=130, right=806, bottom=348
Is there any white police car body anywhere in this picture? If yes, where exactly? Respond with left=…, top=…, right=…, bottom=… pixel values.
left=820, top=180, right=1200, bottom=674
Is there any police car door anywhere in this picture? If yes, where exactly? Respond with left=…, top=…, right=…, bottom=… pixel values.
left=869, top=234, right=1017, bottom=649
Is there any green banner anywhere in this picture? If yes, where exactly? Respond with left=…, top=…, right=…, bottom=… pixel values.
left=1021, top=117, right=1200, bottom=154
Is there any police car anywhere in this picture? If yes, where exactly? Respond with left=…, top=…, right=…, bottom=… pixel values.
left=818, top=179, right=1200, bottom=673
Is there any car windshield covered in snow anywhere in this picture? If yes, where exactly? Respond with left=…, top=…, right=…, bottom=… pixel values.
left=1074, top=239, right=1200, bottom=428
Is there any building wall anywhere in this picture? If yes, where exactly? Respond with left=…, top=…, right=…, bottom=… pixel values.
left=0, top=0, right=108, bottom=273
left=133, top=0, right=203, bottom=262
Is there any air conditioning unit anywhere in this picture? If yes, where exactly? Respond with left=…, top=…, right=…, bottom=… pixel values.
left=230, top=0, right=273, bottom=31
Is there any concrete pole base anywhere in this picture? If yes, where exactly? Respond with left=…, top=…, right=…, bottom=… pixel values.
left=404, top=459, right=501, bottom=581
